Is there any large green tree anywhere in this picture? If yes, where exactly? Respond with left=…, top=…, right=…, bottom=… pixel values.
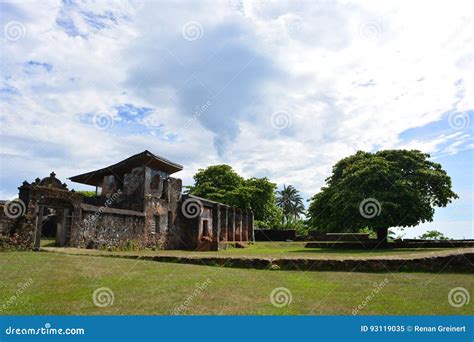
left=276, top=184, right=305, bottom=223
left=186, top=165, right=280, bottom=227
left=307, top=150, right=458, bottom=245
left=187, top=165, right=244, bottom=204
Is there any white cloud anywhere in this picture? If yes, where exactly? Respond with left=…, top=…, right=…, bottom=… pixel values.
left=0, top=0, right=472, bottom=224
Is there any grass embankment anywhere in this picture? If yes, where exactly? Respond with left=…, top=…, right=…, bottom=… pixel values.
left=43, top=241, right=471, bottom=260
left=0, top=251, right=472, bottom=315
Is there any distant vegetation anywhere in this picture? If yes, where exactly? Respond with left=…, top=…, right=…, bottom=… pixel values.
left=76, top=190, right=96, bottom=198
left=186, top=165, right=309, bottom=230
left=186, top=150, right=458, bottom=241
left=186, top=165, right=282, bottom=228
left=418, top=230, right=450, bottom=240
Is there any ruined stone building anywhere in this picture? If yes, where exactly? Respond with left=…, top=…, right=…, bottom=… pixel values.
left=0, top=151, right=254, bottom=251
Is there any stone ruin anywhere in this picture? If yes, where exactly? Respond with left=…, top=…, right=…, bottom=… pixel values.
left=0, top=150, right=254, bottom=251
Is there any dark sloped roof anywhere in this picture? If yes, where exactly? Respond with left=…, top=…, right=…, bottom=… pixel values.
left=69, top=150, right=183, bottom=186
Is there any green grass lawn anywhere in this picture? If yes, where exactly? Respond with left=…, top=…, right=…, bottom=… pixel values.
left=0, top=251, right=472, bottom=315
left=40, top=238, right=56, bottom=247
left=43, top=241, right=472, bottom=260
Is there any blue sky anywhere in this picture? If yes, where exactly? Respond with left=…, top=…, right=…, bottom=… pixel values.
left=0, top=0, right=473, bottom=238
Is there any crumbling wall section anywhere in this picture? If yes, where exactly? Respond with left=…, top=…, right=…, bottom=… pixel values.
left=143, top=175, right=183, bottom=249
left=71, top=205, right=146, bottom=249
left=0, top=202, right=16, bottom=235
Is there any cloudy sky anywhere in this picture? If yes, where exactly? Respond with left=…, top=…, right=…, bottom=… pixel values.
left=1, top=0, right=472, bottom=238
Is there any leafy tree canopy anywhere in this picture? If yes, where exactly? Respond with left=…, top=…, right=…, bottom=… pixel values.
left=307, top=150, right=458, bottom=243
left=186, top=165, right=280, bottom=226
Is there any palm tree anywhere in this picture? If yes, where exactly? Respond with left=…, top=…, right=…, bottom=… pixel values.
left=276, top=185, right=305, bottom=223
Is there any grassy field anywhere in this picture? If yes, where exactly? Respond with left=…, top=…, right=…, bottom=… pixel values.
left=40, top=238, right=56, bottom=247
left=0, top=251, right=472, bottom=315
left=43, top=241, right=472, bottom=260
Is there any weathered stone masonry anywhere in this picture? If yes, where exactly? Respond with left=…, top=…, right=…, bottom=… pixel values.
left=1, top=151, right=254, bottom=251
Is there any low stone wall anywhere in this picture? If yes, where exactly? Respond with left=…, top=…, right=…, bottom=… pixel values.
left=273, top=253, right=473, bottom=272
left=44, top=250, right=474, bottom=273
left=305, top=240, right=474, bottom=249
left=254, top=229, right=296, bottom=241
left=317, top=233, right=371, bottom=241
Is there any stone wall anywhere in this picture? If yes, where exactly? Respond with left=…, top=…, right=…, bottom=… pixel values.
left=3, top=169, right=254, bottom=251
left=305, top=240, right=474, bottom=249
left=71, top=205, right=146, bottom=249
left=143, top=175, right=183, bottom=249
left=0, top=202, right=15, bottom=235
left=16, top=178, right=82, bottom=249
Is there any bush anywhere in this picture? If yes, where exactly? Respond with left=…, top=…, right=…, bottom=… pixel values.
left=76, top=190, right=97, bottom=198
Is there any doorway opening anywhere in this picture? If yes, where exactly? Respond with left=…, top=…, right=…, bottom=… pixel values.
left=40, top=207, right=59, bottom=247
left=201, top=219, right=210, bottom=239
left=36, top=205, right=73, bottom=248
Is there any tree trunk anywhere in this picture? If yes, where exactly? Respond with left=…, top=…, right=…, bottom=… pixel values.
left=376, top=227, right=388, bottom=247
